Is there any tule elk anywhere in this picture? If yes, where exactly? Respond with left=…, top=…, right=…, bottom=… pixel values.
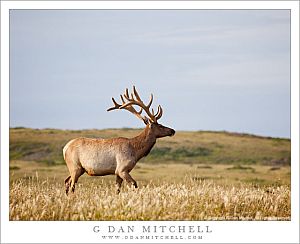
left=63, top=86, right=175, bottom=194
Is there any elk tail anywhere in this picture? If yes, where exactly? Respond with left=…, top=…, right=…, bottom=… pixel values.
left=63, top=139, right=76, bottom=160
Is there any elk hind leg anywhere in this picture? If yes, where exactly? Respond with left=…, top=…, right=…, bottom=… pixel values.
left=118, top=171, right=137, bottom=189
left=70, top=167, right=85, bottom=193
left=65, top=176, right=71, bottom=195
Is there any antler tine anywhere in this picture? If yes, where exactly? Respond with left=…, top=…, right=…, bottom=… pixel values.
left=112, top=97, right=120, bottom=107
left=153, top=105, right=161, bottom=117
left=108, top=86, right=163, bottom=123
left=133, top=86, right=142, bottom=101
left=120, top=95, right=125, bottom=103
left=107, top=97, right=121, bottom=111
left=146, top=94, right=153, bottom=109
left=130, top=93, right=135, bottom=101
left=155, top=105, right=163, bottom=120
left=132, top=86, right=153, bottom=114
left=108, top=87, right=148, bottom=123
left=124, top=88, right=130, bottom=101
left=150, top=104, right=163, bottom=122
left=137, top=107, right=143, bottom=115
left=151, top=108, right=155, bottom=117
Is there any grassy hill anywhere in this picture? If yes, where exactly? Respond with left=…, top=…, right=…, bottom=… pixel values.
left=9, top=127, right=291, bottom=220
left=9, top=127, right=290, bottom=166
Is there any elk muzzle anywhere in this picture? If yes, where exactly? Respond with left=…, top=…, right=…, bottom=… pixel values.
left=154, top=124, right=175, bottom=138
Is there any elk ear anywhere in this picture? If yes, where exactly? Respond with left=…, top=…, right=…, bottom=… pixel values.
left=143, top=117, right=150, bottom=125
left=143, top=116, right=149, bottom=125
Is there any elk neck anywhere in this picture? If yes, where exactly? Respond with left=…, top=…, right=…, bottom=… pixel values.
left=130, top=124, right=157, bottom=161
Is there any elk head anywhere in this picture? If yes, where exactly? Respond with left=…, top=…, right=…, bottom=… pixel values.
left=107, top=86, right=175, bottom=139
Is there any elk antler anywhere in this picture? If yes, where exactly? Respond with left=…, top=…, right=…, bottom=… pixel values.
left=107, top=86, right=163, bottom=124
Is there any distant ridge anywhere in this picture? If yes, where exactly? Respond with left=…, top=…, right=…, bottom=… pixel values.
left=9, top=127, right=291, bottom=167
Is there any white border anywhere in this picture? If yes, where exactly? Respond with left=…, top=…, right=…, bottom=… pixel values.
left=1, top=1, right=299, bottom=243
left=0, top=0, right=299, bottom=10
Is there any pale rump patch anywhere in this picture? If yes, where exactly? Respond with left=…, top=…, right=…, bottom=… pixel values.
left=63, top=138, right=77, bottom=160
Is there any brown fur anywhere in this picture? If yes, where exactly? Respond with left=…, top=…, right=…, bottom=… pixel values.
left=64, top=86, right=175, bottom=194
left=63, top=123, right=175, bottom=195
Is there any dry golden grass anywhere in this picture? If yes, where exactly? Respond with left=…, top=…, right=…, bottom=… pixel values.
left=10, top=160, right=291, bottom=187
left=9, top=128, right=291, bottom=221
left=10, top=176, right=290, bottom=221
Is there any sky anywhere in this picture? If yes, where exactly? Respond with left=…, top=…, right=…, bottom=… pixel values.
left=9, top=10, right=290, bottom=138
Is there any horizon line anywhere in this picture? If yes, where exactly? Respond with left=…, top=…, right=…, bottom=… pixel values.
left=9, top=126, right=291, bottom=140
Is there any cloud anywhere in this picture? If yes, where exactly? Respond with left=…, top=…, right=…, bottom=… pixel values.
left=127, top=20, right=289, bottom=48
left=9, top=10, right=291, bottom=137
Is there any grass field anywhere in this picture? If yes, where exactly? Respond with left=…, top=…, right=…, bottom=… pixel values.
left=9, top=128, right=291, bottom=220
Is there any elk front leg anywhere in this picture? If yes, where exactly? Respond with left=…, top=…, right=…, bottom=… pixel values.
left=115, top=175, right=123, bottom=194
left=118, top=171, right=138, bottom=189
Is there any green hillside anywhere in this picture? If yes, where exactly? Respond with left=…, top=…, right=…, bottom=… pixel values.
left=9, top=127, right=290, bottom=166
left=9, top=127, right=291, bottom=221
